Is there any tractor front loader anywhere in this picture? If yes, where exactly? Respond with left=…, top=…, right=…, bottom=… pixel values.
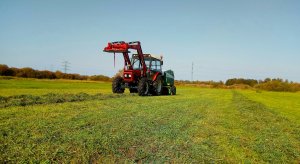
left=103, top=41, right=176, bottom=96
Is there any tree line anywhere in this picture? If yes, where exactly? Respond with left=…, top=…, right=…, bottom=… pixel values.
left=224, top=78, right=300, bottom=92
left=0, top=64, right=111, bottom=81
left=176, top=78, right=300, bottom=92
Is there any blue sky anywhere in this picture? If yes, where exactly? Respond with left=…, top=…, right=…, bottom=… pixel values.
left=1, top=0, right=299, bottom=81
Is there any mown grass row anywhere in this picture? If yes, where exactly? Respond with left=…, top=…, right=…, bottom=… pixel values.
left=229, top=91, right=300, bottom=162
left=0, top=93, right=126, bottom=108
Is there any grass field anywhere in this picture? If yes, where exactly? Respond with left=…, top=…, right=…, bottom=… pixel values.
left=1, top=78, right=300, bottom=163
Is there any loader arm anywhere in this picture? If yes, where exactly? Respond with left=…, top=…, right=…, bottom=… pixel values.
left=103, top=41, right=147, bottom=77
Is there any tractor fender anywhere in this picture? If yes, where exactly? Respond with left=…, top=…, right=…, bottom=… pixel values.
left=152, top=72, right=162, bottom=81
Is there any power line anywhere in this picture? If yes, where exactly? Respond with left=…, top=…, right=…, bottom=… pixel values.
left=62, top=61, right=70, bottom=73
left=191, top=62, right=194, bottom=82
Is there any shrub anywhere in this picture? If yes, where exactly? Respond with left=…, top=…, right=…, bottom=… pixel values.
left=255, top=80, right=300, bottom=92
left=0, top=64, right=112, bottom=81
left=225, top=78, right=258, bottom=87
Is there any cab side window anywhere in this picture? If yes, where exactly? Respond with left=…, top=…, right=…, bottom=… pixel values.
left=151, top=60, right=161, bottom=71
left=156, top=60, right=161, bottom=70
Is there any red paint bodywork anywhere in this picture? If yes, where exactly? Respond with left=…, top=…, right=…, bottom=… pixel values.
left=104, top=41, right=147, bottom=77
left=123, top=70, right=142, bottom=83
left=152, top=72, right=161, bottom=81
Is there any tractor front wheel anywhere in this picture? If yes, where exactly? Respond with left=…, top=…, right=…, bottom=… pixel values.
left=112, top=76, right=125, bottom=93
left=171, top=85, right=176, bottom=95
left=138, top=78, right=149, bottom=96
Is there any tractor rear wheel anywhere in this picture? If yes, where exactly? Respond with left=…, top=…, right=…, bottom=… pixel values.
left=112, top=76, right=125, bottom=93
left=138, top=77, right=149, bottom=96
left=152, top=75, right=162, bottom=96
left=171, top=85, right=176, bottom=95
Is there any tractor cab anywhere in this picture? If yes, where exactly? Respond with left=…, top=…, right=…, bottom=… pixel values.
left=131, top=54, right=163, bottom=72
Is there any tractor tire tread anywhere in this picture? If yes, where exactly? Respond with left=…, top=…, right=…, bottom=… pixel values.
left=171, top=85, right=176, bottom=95
left=112, top=76, right=125, bottom=93
left=152, top=75, right=162, bottom=96
left=138, top=77, right=149, bottom=96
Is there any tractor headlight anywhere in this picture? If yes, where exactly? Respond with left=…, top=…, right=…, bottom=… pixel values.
left=128, top=74, right=131, bottom=78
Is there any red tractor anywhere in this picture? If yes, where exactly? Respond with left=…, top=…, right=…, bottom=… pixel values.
left=103, top=41, right=176, bottom=96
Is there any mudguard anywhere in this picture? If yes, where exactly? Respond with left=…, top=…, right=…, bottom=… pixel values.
left=152, top=72, right=161, bottom=81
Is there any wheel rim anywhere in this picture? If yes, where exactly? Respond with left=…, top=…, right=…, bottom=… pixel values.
left=144, top=82, right=149, bottom=95
left=157, top=81, right=162, bottom=93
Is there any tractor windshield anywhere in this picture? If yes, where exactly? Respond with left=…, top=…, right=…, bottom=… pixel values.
left=132, top=58, right=140, bottom=70
left=145, top=59, right=151, bottom=69
left=130, top=54, right=162, bottom=71
left=131, top=58, right=151, bottom=70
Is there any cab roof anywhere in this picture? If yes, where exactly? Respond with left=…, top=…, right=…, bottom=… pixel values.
left=132, top=54, right=163, bottom=61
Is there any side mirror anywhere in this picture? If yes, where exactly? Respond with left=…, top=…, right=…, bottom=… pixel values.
left=161, top=61, right=163, bottom=65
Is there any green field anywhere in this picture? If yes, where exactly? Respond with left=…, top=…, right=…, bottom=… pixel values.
left=1, top=78, right=300, bottom=163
